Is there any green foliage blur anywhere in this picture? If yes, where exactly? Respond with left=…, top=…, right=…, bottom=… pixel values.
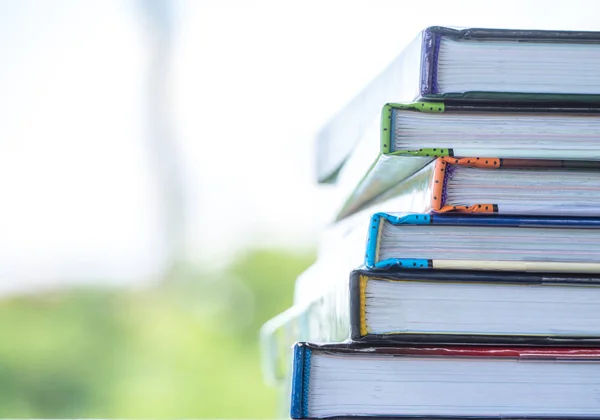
left=0, top=247, right=315, bottom=418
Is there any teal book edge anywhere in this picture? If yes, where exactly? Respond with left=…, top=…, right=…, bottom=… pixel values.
left=365, top=213, right=432, bottom=269
left=365, top=213, right=600, bottom=269
left=290, top=343, right=311, bottom=419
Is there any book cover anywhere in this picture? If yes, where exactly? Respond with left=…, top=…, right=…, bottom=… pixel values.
left=291, top=342, right=600, bottom=419
left=349, top=269, right=600, bottom=344
left=365, top=213, right=600, bottom=271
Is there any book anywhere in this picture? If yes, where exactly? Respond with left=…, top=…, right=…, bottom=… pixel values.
left=342, top=157, right=600, bottom=219
left=336, top=102, right=600, bottom=219
left=407, top=27, right=600, bottom=102
left=315, top=26, right=600, bottom=184
left=349, top=269, right=600, bottom=344
left=365, top=213, right=600, bottom=272
left=382, top=102, right=600, bottom=160
left=291, top=342, right=600, bottom=419
left=265, top=268, right=600, bottom=350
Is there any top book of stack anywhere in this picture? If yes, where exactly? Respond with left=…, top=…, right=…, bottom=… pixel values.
left=317, top=26, right=600, bottom=184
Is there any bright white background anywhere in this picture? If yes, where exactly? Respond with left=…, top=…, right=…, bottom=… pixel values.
left=1, top=0, right=599, bottom=293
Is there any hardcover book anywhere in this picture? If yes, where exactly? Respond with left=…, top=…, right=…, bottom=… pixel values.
left=349, top=269, right=600, bottom=344
left=340, top=157, right=600, bottom=219
left=291, top=342, right=600, bottom=419
left=366, top=213, right=600, bottom=272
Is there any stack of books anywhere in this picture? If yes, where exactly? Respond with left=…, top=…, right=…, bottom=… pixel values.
left=261, top=26, right=600, bottom=419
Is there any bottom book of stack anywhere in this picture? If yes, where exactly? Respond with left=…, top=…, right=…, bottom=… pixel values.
left=292, top=342, right=600, bottom=419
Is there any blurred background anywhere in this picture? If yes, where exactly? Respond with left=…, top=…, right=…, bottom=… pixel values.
left=2, top=0, right=600, bottom=417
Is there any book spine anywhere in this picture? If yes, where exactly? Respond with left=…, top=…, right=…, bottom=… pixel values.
left=349, top=272, right=364, bottom=340
left=290, top=344, right=311, bottom=419
left=380, top=104, right=394, bottom=154
left=381, top=102, right=445, bottom=154
left=420, top=27, right=441, bottom=97
left=365, top=214, right=384, bottom=268
left=433, top=157, right=499, bottom=214
left=366, top=213, right=432, bottom=269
